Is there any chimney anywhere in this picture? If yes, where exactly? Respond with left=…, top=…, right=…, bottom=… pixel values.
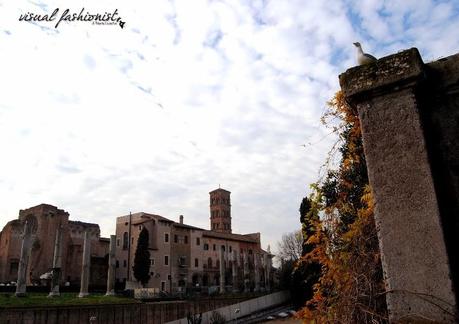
left=179, top=215, right=183, bottom=224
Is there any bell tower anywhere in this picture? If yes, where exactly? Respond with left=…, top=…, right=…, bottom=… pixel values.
left=209, top=188, right=231, bottom=233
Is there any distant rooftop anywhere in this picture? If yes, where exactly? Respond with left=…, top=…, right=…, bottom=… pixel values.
left=68, top=220, right=99, bottom=228
left=203, top=230, right=258, bottom=243
left=209, top=188, right=231, bottom=194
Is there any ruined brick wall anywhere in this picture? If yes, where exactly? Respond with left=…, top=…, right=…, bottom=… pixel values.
left=0, top=204, right=109, bottom=286
left=19, top=204, right=70, bottom=285
left=66, top=221, right=109, bottom=285
left=0, top=220, right=22, bottom=282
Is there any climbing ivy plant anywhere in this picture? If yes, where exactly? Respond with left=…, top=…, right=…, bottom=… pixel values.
left=298, top=91, right=388, bottom=323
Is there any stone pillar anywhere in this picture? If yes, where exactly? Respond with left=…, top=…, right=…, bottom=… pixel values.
left=219, top=247, right=225, bottom=294
left=254, top=253, right=260, bottom=292
left=78, top=231, right=91, bottom=298
left=232, top=250, right=238, bottom=292
left=263, top=254, right=271, bottom=291
left=339, top=48, right=457, bottom=323
left=267, top=254, right=272, bottom=291
left=105, top=235, right=116, bottom=296
left=48, top=226, right=63, bottom=297
left=243, top=251, right=249, bottom=293
left=15, top=221, right=32, bottom=297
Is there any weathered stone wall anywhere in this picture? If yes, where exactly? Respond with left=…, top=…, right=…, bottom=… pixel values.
left=420, top=55, right=459, bottom=301
left=0, top=296, right=253, bottom=324
left=340, top=48, right=459, bottom=322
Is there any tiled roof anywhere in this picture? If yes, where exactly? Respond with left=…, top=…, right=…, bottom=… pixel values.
left=202, top=230, right=259, bottom=243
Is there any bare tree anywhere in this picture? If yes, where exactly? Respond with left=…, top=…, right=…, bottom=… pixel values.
left=276, top=230, right=303, bottom=262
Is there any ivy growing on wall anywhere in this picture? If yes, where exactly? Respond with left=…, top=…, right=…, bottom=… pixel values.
left=298, top=91, right=388, bottom=323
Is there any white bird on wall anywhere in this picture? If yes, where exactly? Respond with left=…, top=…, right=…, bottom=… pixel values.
left=353, top=42, right=377, bottom=65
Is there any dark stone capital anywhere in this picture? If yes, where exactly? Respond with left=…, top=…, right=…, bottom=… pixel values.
left=339, top=48, right=425, bottom=105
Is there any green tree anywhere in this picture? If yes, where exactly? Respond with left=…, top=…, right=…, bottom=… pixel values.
left=133, top=228, right=151, bottom=287
left=290, top=196, right=321, bottom=308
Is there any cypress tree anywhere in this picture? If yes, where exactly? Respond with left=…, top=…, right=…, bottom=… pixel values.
left=133, top=228, right=151, bottom=287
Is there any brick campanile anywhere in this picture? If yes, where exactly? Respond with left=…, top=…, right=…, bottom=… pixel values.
left=209, top=188, right=231, bottom=233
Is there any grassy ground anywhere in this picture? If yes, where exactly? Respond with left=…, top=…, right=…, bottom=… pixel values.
left=0, top=292, right=139, bottom=308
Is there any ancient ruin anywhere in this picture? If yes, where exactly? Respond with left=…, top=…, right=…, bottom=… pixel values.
left=340, top=48, right=459, bottom=323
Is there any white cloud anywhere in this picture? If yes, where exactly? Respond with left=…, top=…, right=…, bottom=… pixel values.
left=0, top=0, right=458, bottom=254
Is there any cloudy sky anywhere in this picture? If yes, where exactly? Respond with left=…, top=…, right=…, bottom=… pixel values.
left=1, top=0, right=458, bottom=253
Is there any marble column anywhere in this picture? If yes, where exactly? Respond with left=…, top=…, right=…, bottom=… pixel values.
left=254, top=253, right=260, bottom=292
left=243, top=251, right=249, bottom=293
left=266, top=254, right=272, bottom=291
left=15, top=221, right=32, bottom=297
left=219, top=247, right=225, bottom=294
left=105, top=235, right=116, bottom=296
left=48, top=226, right=63, bottom=297
left=78, top=231, right=91, bottom=298
left=263, top=254, right=269, bottom=291
left=231, top=250, right=238, bottom=292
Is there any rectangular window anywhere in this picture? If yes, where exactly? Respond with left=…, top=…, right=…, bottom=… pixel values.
left=9, top=261, right=18, bottom=275
left=117, top=239, right=120, bottom=247
left=123, top=260, right=127, bottom=267
left=179, top=256, right=186, bottom=266
left=196, top=237, right=200, bottom=245
left=213, top=244, right=216, bottom=251
left=139, top=225, right=143, bottom=231
left=165, top=233, right=169, bottom=243
left=123, top=232, right=128, bottom=250
left=116, top=260, right=119, bottom=268
left=164, top=255, right=169, bottom=266
left=161, top=281, right=166, bottom=291
left=195, top=258, right=199, bottom=267
left=229, top=246, right=232, bottom=253
left=184, top=236, right=188, bottom=244
left=204, top=243, right=209, bottom=250
left=174, top=235, right=178, bottom=243
left=150, top=259, right=155, bottom=266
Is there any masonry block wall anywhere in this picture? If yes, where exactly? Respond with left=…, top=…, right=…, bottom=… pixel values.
left=340, top=48, right=459, bottom=323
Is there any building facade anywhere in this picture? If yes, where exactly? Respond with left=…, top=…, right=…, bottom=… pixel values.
left=0, top=189, right=273, bottom=293
left=0, top=204, right=109, bottom=286
left=115, top=188, right=273, bottom=293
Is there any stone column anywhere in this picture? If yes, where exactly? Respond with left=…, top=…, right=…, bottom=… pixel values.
left=243, top=251, right=249, bottom=293
left=263, top=254, right=270, bottom=291
left=266, top=254, right=272, bottom=291
left=254, top=253, right=260, bottom=292
left=15, top=221, right=32, bottom=297
left=78, top=231, right=91, bottom=298
left=339, top=48, right=456, bottom=323
left=48, top=226, right=63, bottom=297
left=219, top=247, right=225, bottom=294
left=105, top=235, right=116, bottom=296
left=231, top=250, right=238, bottom=292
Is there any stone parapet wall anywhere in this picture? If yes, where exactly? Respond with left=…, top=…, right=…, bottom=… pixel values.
left=0, top=296, right=255, bottom=324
